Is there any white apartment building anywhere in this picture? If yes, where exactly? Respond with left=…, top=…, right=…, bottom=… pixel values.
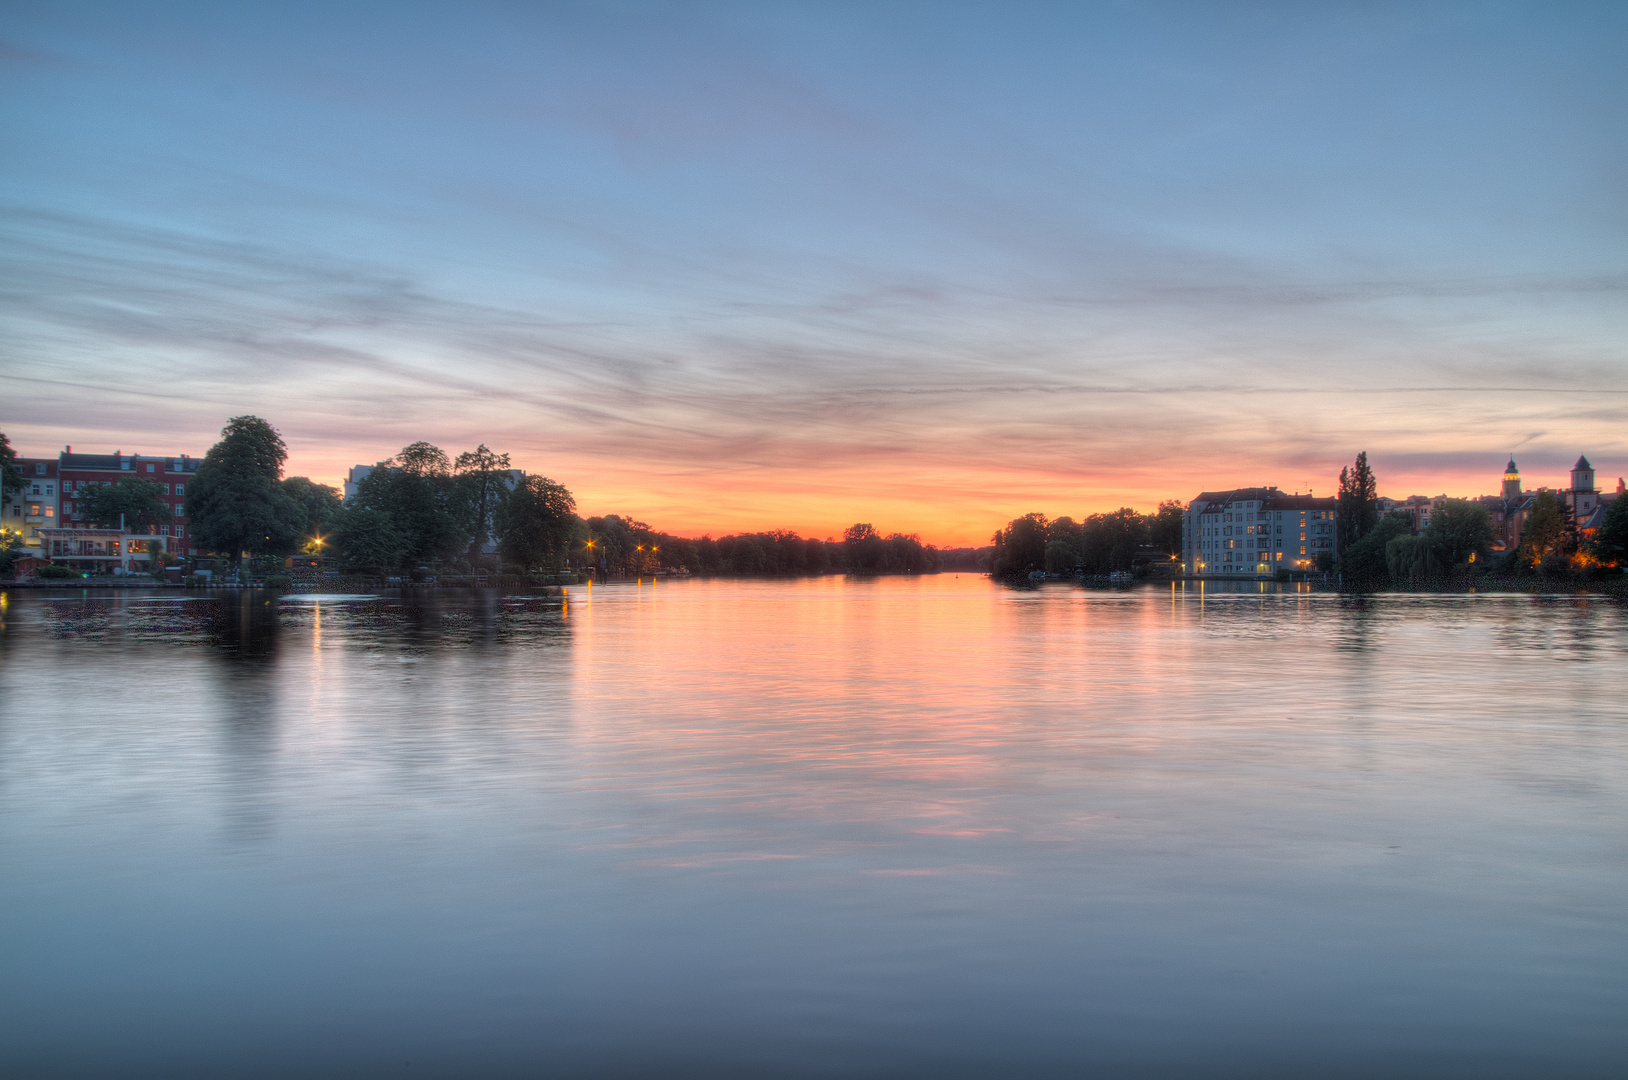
left=1183, top=486, right=1339, bottom=578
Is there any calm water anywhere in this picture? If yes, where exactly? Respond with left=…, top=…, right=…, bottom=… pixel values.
left=1, top=577, right=1625, bottom=1078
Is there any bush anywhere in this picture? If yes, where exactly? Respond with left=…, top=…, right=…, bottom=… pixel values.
left=36, top=563, right=80, bottom=579
left=262, top=573, right=293, bottom=591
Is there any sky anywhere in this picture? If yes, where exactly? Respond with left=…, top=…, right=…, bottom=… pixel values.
left=1, top=2, right=1625, bottom=545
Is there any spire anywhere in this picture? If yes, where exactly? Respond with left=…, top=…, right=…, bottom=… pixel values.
left=1574, top=454, right=1592, bottom=470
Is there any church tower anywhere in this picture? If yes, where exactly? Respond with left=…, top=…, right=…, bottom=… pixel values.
left=1569, top=455, right=1598, bottom=524
left=1501, top=459, right=1521, bottom=500
left=1571, top=455, right=1595, bottom=494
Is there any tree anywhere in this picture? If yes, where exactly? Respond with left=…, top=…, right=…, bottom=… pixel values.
left=1386, top=498, right=1492, bottom=582
left=332, top=506, right=408, bottom=574
left=1148, top=499, right=1186, bottom=557
left=454, top=444, right=512, bottom=562
left=0, top=432, right=21, bottom=503
left=1044, top=539, right=1078, bottom=573
left=990, top=513, right=1048, bottom=578
left=1588, top=494, right=1628, bottom=567
left=1079, top=508, right=1149, bottom=573
left=1340, top=512, right=1412, bottom=586
left=1517, top=491, right=1575, bottom=566
left=182, top=416, right=302, bottom=567
left=394, top=442, right=451, bottom=477
left=1336, top=452, right=1379, bottom=554
left=1424, top=498, right=1494, bottom=568
left=349, top=443, right=469, bottom=569
left=495, top=476, right=577, bottom=570
left=281, top=477, right=343, bottom=551
left=78, top=478, right=174, bottom=533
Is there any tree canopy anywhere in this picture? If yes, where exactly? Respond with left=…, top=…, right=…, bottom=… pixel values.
left=0, top=432, right=20, bottom=502
left=495, top=475, right=577, bottom=570
left=187, top=416, right=302, bottom=564
left=78, top=477, right=174, bottom=533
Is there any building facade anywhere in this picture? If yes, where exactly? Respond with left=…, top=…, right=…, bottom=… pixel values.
left=57, top=449, right=201, bottom=558
left=1183, top=487, right=1338, bottom=578
left=2, top=457, right=61, bottom=552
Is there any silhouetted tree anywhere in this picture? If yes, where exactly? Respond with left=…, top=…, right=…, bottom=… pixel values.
left=187, top=416, right=302, bottom=567
left=1336, top=452, right=1379, bottom=554
left=496, top=476, right=578, bottom=570
left=455, top=444, right=512, bottom=562
left=1148, top=499, right=1186, bottom=557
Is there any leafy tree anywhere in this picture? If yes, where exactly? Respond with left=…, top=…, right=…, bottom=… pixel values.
left=1340, top=512, right=1412, bottom=586
left=1078, top=507, right=1149, bottom=573
left=332, top=506, right=408, bottom=574
left=0, top=530, right=22, bottom=575
left=1518, top=491, right=1576, bottom=565
left=1386, top=499, right=1492, bottom=582
left=843, top=522, right=886, bottom=570
left=0, top=432, right=20, bottom=502
left=1588, top=494, right=1628, bottom=566
left=281, top=477, right=343, bottom=551
left=1385, top=533, right=1441, bottom=582
left=187, top=416, right=302, bottom=566
left=495, top=476, right=578, bottom=570
left=1424, top=498, right=1494, bottom=568
left=1148, top=499, right=1186, bottom=557
left=77, top=477, right=174, bottom=533
left=990, top=513, right=1048, bottom=578
left=349, top=443, right=469, bottom=569
left=1044, top=539, right=1078, bottom=573
left=454, top=445, right=512, bottom=562
left=394, top=442, right=451, bottom=476
left=1336, top=452, right=1379, bottom=554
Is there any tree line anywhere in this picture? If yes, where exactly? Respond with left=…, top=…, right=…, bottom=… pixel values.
left=44, top=416, right=943, bottom=579
left=989, top=501, right=1185, bottom=578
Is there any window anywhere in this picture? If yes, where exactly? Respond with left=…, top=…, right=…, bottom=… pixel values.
left=31, top=484, right=40, bottom=495
left=146, top=464, right=155, bottom=473
left=175, top=484, right=185, bottom=496
left=45, top=484, right=54, bottom=495
left=160, top=525, right=170, bottom=536
left=35, top=463, right=45, bottom=476
left=1300, top=546, right=1306, bottom=555
left=162, top=484, right=170, bottom=495
left=44, top=506, right=53, bottom=518
left=175, top=504, right=184, bottom=518
left=174, top=526, right=183, bottom=539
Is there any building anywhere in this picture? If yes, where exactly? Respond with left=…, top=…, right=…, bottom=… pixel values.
left=38, top=527, right=174, bottom=576
left=1183, top=487, right=1338, bottom=578
left=2, top=457, right=60, bottom=553
left=343, top=464, right=376, bottom=501
left=1376, top=494, right=1446, bottom=534
left=57, top=448, right=201, bottom=558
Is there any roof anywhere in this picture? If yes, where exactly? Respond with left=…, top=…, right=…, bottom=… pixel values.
left=1575, top=455, right=1592, bottom=470
left=60, top=453, right=125, bottom=470
left=1505, top=458, right=1519, bottom=472
left=1187, top=487, right=1335, bottom=513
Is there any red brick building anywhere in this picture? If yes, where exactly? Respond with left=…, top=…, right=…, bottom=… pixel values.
left=58, top=449, right=202, bottom=558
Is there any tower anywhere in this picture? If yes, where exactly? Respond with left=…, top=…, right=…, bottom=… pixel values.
left=1571, top=455, right=1595, bottom=494
left=1569, top=455, right=1598, bottom=525
left=1501, top=459, right=1521, bottom=500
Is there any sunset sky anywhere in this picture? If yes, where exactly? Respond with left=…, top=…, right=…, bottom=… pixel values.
left=3, top=3, right=1625, bottom=545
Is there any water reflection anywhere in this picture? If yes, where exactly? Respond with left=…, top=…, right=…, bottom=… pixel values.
left=0, top=580, right=1623, bottom=1078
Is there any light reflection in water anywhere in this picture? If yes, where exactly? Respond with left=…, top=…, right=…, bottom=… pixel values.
left=0, top=578, right=1624, bottom=1078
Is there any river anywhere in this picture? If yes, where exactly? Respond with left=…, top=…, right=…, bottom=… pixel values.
left=1, top=577, right=1624, bottom=1077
